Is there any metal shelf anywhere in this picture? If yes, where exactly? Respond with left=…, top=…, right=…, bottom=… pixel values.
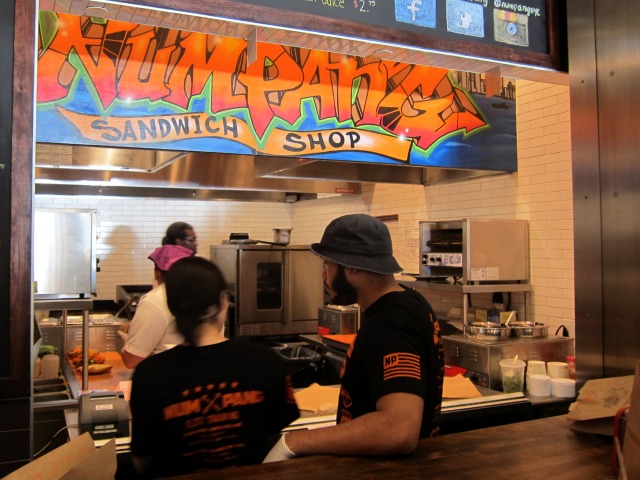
left=401, top=280, right=531, bottom=294
left=400, top=280, right=532, bottom=328
left=35, top=299, right=94, bottom=390
left=34, top=298, right=94, bottom=311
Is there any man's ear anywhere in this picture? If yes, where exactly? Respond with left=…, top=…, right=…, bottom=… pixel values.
left=219, top=290, right=230, bottom=309
left=343, top=266, right=361, bottom=276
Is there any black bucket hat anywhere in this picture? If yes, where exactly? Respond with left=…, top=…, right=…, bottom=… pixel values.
left=310, top=214, right=403, bottom=275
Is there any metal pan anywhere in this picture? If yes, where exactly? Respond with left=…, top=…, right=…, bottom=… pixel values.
left=253, top=239, right=289, bottom=246
left=228, top=233, right=287, bottom=246
left=229, top=239, right=258, bottom=245
left=509, top=321, right=548, bottom=338
left=464, top=322, right=511, bottom=341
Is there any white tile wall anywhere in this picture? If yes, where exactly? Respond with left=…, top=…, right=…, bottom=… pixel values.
left=33, top=196, right=292, bottom=300
left=35, top=79, right=574, bottom=336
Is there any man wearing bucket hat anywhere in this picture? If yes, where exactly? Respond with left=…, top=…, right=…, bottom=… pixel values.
left=264, top=214, right=444, bottom=461
left=120, top=244, right=195, bottom=369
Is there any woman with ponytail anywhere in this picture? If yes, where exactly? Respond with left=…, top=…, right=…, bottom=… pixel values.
left=130, top=256, right=300, bottom=477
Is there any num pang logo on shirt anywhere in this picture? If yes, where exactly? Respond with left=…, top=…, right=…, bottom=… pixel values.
left=383, top=353, right=421, bottom=381
left=163, top=390, right=265, bottom=420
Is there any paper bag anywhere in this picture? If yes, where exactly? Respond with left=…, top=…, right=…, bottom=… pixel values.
left=5, top=433, right=116, bottom=480
left=622, top=361, right=640, bottom=479
left=567, top=375, right=634, bottom=421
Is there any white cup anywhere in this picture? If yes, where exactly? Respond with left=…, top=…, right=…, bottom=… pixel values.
left=527, top=374, right=551, bottom=396
left=527, top=360, right=547, bottom=376
left=551, top=378, right=576, bottom=397
left=547, top=361, right=569, bottom=379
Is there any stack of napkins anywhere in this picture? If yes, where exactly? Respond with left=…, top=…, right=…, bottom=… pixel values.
left=443, top=374, right=482, bottom=398
left=294, top=375, right=480, bottom=416
left=294, top=383, right=340, bottom=415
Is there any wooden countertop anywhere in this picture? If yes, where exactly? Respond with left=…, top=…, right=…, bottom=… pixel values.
left=165, top=415, right=615, bottom=480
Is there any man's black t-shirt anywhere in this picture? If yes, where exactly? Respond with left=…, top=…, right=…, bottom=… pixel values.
left=337, top=286, right=444, bottom=437
left=130, top=340, right=299, bottom=477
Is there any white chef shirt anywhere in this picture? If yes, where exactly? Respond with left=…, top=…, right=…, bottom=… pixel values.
left=124, top=284, right=184, bottom=359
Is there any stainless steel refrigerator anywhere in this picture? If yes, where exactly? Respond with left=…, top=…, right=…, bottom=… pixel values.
left=33, top=208, right=97, bottom=300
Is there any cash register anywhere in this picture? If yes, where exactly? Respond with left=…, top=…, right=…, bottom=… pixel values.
left=78, top=391, right=130, bottom=441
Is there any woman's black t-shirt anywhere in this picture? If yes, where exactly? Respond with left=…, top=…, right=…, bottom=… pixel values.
left=130, top=340, right=299, bottom=477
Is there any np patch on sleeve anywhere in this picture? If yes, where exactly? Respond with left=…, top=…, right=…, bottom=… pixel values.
left=383, top=352, right=421, bottom=381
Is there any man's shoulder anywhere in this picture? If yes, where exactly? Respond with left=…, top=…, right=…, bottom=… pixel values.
left=366, top=290, right=436, bottom=334
left=142, top=284, right=166, bottom=302
left=373, top=288, right=433, bottom=313
left=133, top=346, right=179, bottom=375
left=135, top=285, right=171, bottom=316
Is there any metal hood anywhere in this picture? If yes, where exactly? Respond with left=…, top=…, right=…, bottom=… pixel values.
left=253, top=156, right=508, bottom=185
left=34, top=144, right=361, bottom=201
left=34, top=144, right=508, bottom=201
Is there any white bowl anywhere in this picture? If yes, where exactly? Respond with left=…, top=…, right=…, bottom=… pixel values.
left=527, top=373, right=551, bottom=396
left=551, top=378, right=576, bottom=397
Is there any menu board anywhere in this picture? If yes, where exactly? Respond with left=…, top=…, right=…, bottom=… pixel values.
left=234, top=0, right=550, bottom=55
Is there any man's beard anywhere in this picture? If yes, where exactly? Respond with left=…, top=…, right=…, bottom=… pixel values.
left=328, top=265, right=358, bottom=306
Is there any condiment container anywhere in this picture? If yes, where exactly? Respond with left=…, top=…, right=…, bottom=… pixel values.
left=34, top=357, right=43, bottom=380
left=547, top=361, right=569, bottom=379
left=566, top=355, right=576, bottom=380
left=273, top=228, right=292, bottom=245
left=41, top=354, right=60, bottom=379
left=499, top=358, right=525, bottom=393
left=527, top=360, right=547, bottom=376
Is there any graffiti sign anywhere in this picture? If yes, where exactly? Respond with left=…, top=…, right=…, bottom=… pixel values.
left=36, top=12, right=517, bottom=171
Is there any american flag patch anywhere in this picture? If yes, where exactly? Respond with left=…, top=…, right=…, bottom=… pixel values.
left=383, top=352, right=421, bottom=381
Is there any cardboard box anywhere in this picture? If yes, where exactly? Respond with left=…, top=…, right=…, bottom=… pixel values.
left=5, top=432, right=116, bottom=480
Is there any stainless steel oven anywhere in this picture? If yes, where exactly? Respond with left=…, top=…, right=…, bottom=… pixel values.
left=210, top=244, right=325, bottom=337
left=419, top=218, right=529, bottom=284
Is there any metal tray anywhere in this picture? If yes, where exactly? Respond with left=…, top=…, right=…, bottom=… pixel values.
left=464, top=322, right=511, bottom=341
left=509, top=321, right=548, bottom=337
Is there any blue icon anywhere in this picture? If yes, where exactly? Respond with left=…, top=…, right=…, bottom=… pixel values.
left=395, top=0, right=436, bottom=29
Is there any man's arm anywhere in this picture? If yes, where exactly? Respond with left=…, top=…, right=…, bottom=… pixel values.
left=118, top=292, right=166, bottom=369
left=120, top=348, right=145, bottom=369
left=285, top=392, right=423, bottom=457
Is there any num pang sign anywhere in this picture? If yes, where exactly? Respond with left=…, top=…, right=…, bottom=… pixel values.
left=36, top=12, right=517, bottom=171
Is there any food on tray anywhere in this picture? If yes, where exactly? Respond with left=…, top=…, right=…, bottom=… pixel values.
left=66, top=348, right=106, bottom=367
left=77, top=364, right=113, bottom=375
left=38, top=344, right=58, bottom=357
